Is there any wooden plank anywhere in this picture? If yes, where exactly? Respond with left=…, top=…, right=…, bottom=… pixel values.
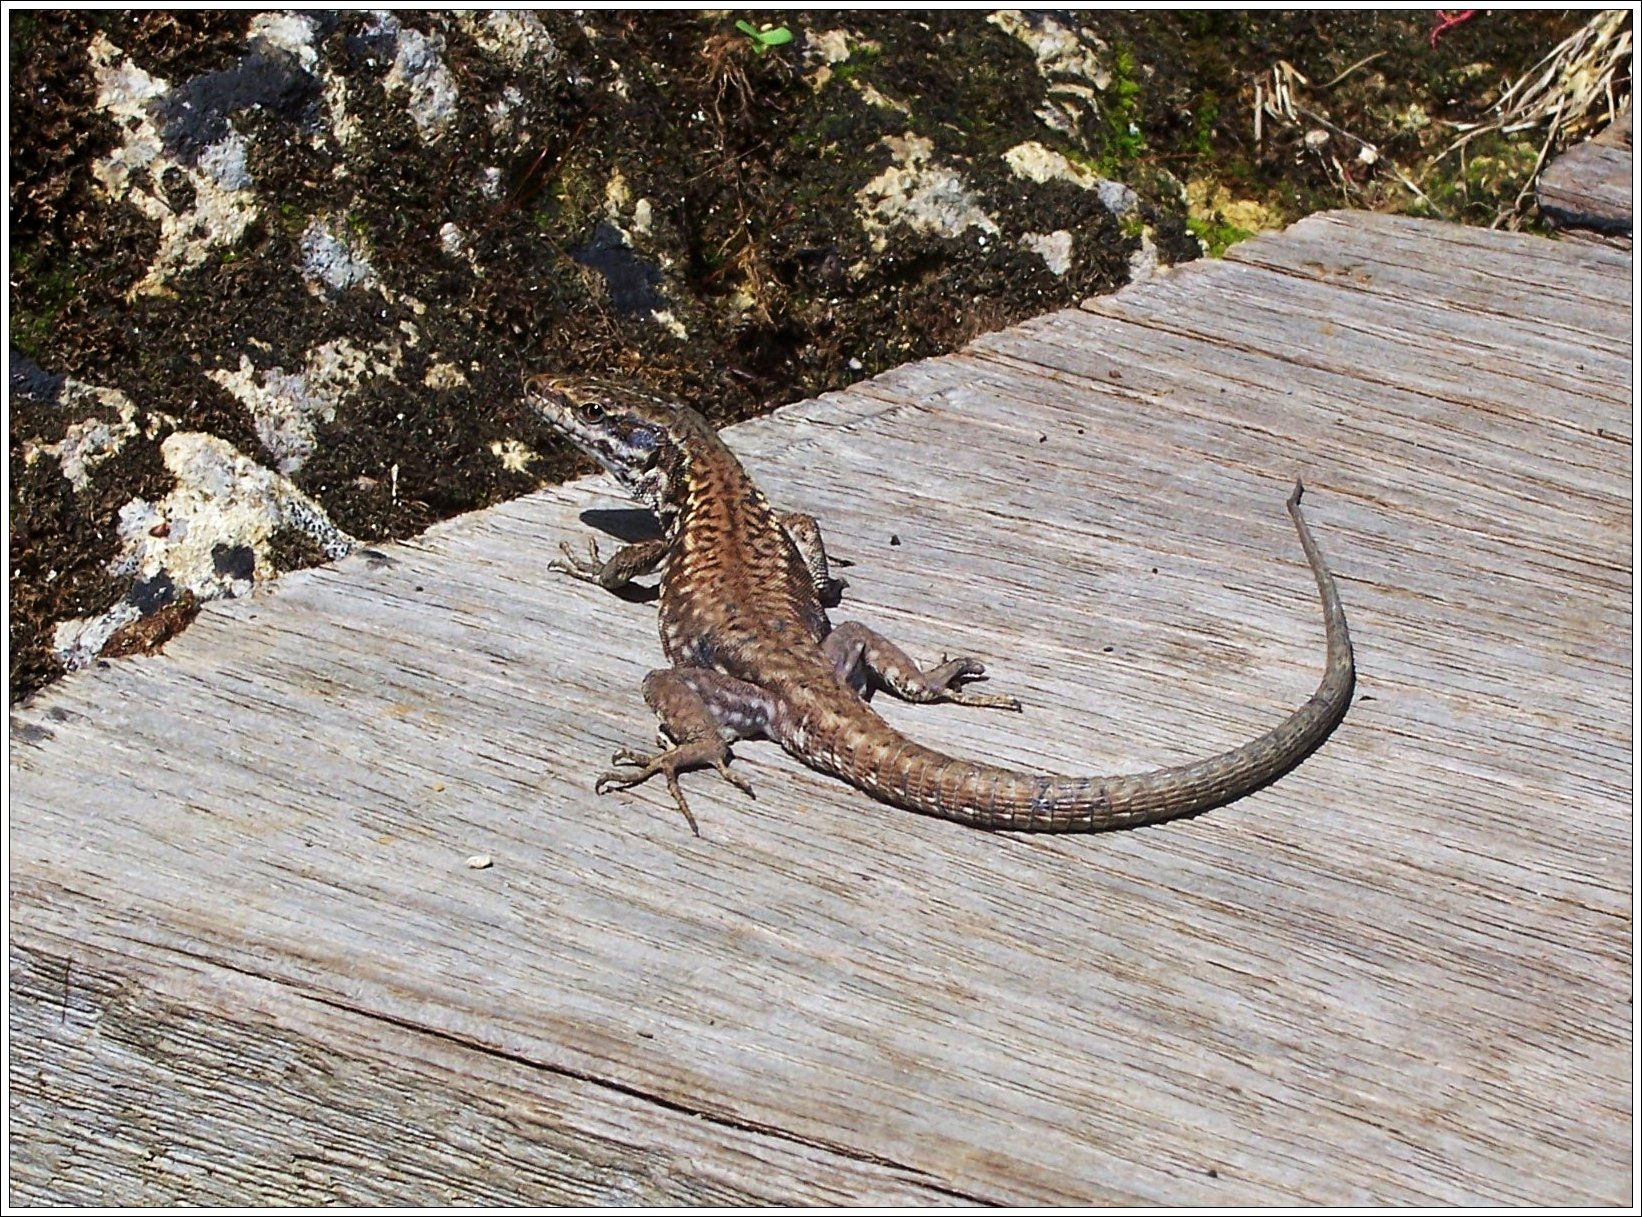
left=1537, top=111, right=1633, bottom=247
left=1223, top=210, right=1632, bottom=343
left=8, top=211, right=1632, bottom=1205
left=10, top=935, right=958, bottom=1206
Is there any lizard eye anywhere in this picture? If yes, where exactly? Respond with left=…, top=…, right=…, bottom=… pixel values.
left=574, top=400, right=606, bottom=424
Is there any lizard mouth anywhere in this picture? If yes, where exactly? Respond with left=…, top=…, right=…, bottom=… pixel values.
left=522, top=374, right=662, bottom=495
left=522, top=374, right=599, bottom=454
left=522, top=374, right=599, bottom=431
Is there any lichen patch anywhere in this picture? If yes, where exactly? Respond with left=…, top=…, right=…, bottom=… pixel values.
left=299, top=215, right=381, bottom=299
left=987, top=11, right=1111, bottom=90
left=488, top=439, right=538, bottom=474
left=207, top=338, right=402, bottom=474
left=248, top=11, right=320, bottom=72
left=456, top=11, right=559, bottom=70
left=856, top=133, right=1000, bottom=253
left=52, top=433, right=356, bottom=671
left=87, top=33, right=259, bottom=298
left=368, top=12, right=460, bottom=142
left=22, top=381, right=143, bottom=492
left=1020, top=230, right=1076, bottom=276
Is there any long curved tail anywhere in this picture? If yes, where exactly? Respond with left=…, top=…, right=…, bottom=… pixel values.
left=810, top=480, right=1355, bottom=831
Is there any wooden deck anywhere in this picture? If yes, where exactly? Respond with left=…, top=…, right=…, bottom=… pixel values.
left=9, top=211, right=1632, bottom=1206
left=1537, top=109, right=1632, bottom=247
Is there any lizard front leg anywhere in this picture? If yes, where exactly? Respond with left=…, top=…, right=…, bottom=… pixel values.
left=596, top=667, right=772, bottom=835
left=779, top=511, right=849, bottom=604
left=549, top=536, right=670, bottom=591
left=824, top=620, right=1022, bottom=711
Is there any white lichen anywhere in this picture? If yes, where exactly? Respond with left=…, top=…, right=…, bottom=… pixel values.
left=854, top=81, right=911, bottom=114
left=368, top=12, right=460, bottom=141
left=1003, top=140, right=1100, bottom=189
left=457, top=11, right=558, bottom=69
left=87, top=33, right=259, bottom=297
left=598, top=168, right=657, bottom=242
left=1001, top=141, right=1150, bottom=278
left=439, top=221, right=468, bottom=259
left=22, top=381, right=143, bottom=491
left=54, top=433, right=357, bottom=670
left=987, top=11, right=1110, bottom=89
left=249, top=11, right=320, bottom=71
left=53, top=601, right=145, bottom=673
left=299, top=215, right=380, bottom=298
left=856, top=132, right=1000, bottom=253
left=988, top=11, right=1112, bottom=137
left=488, top=438, right=538, bottom=473
left=424, top=362, right=469, bottom=390
left=1002, top=141, right=1140, bottom=222
left=486, top=85, right=526, bottom=138
left=803, top=28, right=854, bottom=90
left=1020, top=230, right=1075, bottom=276
left=651, top=309, right=689, bottom=340
left=207, top=338, right=401, bottom=474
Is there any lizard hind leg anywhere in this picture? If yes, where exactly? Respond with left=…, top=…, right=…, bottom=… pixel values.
left=595, top=667, right=772, bottom=835
left=823, top=620, right=1023, bottom=712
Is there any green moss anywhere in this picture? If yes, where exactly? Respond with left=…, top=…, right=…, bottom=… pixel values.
left=1408, top=131, right=1544, bottom=224
left=544, top=166, right=598, bottom=232
left=826, top=41, right=883, bottom=86
left=9, top=250, right=82, bottom=358
left=274, top=200, right=309, bottom=236
left=1097, top=43, right=1147, bottom=174
left=1191, top=92, right=1219, bottom=158
left=1185, top=215, right=1254, bottom=257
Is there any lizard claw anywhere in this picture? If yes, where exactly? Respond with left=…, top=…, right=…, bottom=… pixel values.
left=927, top=657, right=1024, bottom=712
left=605, top=745, right=654, bottom=773
left=712, top=757, right=756, bottom=799
left=548, top=538, right=606, bottom=583
left=593, top=740, right=757, bottom=837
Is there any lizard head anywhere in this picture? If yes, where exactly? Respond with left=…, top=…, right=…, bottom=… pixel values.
left=523, top=373, right=696, bottom=515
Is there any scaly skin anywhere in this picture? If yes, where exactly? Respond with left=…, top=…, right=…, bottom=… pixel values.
left=525, top=373, right=1355, bottom=835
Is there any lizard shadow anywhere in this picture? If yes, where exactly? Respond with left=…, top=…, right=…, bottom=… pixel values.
left=580, top=506, right=660, bottom=542
left=579, top=508, right=661, bottom=604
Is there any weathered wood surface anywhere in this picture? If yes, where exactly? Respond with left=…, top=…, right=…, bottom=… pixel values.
left=9, top=211, right=1632, bottom=1206
left=1538, top=109, right=1633, bottom=247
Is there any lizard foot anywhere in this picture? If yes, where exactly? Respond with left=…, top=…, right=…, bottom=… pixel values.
left=547, top=538, right=606, bottom=584
left=925, top=657, right=1023, bottom=712
left=595, top=740, right=756, bottom=836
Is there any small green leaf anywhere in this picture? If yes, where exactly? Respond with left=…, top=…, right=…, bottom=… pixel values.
left=735, top=20, right=793, bottom=53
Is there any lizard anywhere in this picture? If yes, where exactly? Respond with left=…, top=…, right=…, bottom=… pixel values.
left=524, top=373, right=1355, bottom=836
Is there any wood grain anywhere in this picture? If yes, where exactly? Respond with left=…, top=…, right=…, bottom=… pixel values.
left=1537, top=110, right=1633, bottom=247
left=9, top=211, right=1631, bottom=1206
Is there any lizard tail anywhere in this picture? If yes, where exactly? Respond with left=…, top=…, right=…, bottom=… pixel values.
left=823, top=480, right=1355, bottom=831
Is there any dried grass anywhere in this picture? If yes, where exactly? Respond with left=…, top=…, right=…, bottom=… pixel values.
left=1439, top=9, right=1632, bottom=221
